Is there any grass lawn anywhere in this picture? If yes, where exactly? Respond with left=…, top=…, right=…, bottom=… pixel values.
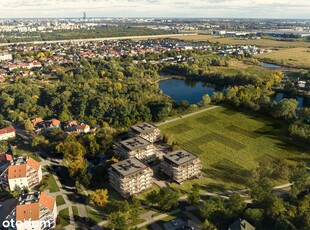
left=56, top=195, right=66, bottom=206
left=42, top=174, right=60, bottom=193
left=58, top=208, right=70, bottom=227
left=257, top=47, right=310, bottom=68
left=136, top=183, right=161, bottom=202
left=14, top=144, right=41, bottom=162
left=160, top=106, right=310, bottom=193
left=72, top=206, right=79, bottom=222
left=86, top=205, right=106, bottom=225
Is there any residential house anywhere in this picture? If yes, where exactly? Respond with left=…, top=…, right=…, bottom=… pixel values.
left=119, top=137, right=157, bottom=163
left=0, top=153, right=13, bottom=174
left=159, top=149, right=202, bottom=184
left=76, top=124, right=90, bottom=133
left=0, top=156, right=42, bottom=191
left=0, top=125, right=16, bottom=141
left=109, top=158, right=153, bottom=198
left=129, top=122, right=161, bottom=143
left=6, top=192, right=57, bottom=230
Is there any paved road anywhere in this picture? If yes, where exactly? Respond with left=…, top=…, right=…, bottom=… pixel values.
left=156, top=106, right=219, bottom=126
left=0, top=33, right=197, bottom=46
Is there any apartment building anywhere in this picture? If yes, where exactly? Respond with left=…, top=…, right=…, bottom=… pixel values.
left=6, top=192, right=57, bottom=230
left=159, top=149, right=202, bottom=184
left=0, top=125, right=16, bottom=141
left=109, top=158, right=153, bottom=198
left=129, top=122, right=161, bottom=143
left=0, top=157, right=42, bottom=191
left=119, top=136, right=157, bottom=163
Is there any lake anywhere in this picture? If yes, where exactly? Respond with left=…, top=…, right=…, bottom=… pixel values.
left=159, top=78, right=308, bottom=108
left=158, top=79, right=223, bottom=104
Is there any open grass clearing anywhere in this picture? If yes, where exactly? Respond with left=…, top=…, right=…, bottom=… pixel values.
left=160, top=106, right=310, bottom=193
left=56, top=195, right=66, bottom=206
left=58, top=208, right=70, bottom=227
left=256, top=47, right=310, bottom=68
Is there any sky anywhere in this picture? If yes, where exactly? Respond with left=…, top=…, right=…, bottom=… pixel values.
left=0, top=0, right=309, bottom=19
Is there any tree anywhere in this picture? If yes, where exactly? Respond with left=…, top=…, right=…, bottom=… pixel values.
left=211, top=92, right=224, bottom=103
left=56, top=139, right=85, bottom=161
left=108, top=212, right=127, bottom=230
left=146, top=188, right=179, bottom=211
left=268, top=197, right=286, bottom=218
left=202, top=94, right=211, bottom=106
left=23, top=119, right=34, bottom=131
left=271, top=99, right=298, bottom=120
left=89, top=189, right=108, bottom=207
left=188, top=184, right=200, bottom=206
left=204, top=219, right=218, bottom=230
left=227, top=193, right=246, bottom=215
left=129, top=199, right=141, bottom=225
left=289, top=163, right=309, bottom=197
left=199, top=197, right=225, bottom=220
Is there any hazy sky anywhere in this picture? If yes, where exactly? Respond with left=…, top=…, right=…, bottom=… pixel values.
left=0, top=0, right=309, bottom=19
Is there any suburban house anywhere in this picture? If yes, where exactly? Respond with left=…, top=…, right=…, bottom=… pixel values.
left=64, top=121, right=90, bottom=133
left=0, top=125, right=16, bottom=141
left=228, top=218, right=256, bottom=230
left=76, top=124, right=90, bottom=133
left=0, top=153, right=13, bottom=174
left=32, top=118, right=61, bottom=132
left=109, top=158, right=153, bottom=198
left=0, top=156, right=42, bottom=191
left=159, top=149, right=202, bottom=184
left=6, top=192, right=57, bottom=230
left=119, top=137, right=157, bottom=163
left=129, top=122, right=161, bottom=143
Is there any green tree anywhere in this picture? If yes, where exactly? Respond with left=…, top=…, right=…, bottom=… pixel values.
left=188, top=184, right=200, bottom=206
left=108, top=212, right=127, bottom=230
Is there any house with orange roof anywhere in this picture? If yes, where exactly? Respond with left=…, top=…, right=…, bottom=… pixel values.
left=6, top=192, right=57, bottom=230
left=0, top=156, right=42, bottom=191
left=0, top=125, right=16, bottom=141
left=0, top=153, right=13, bottom=174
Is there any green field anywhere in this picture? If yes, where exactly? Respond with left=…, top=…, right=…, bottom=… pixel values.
left=58, top=208, right=70, bottom=227
left=56, top=195, right=66, bottom=206
left=160, top=106, right=310, bottom=193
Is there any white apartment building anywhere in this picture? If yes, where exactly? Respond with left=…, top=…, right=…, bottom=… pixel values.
left=159, top=149, right=202, bottom=184
left=6, top=192, right=57, bottom=230
left=0, top=157, right=42, bottom=191
left=119, top=136, right=157, bottom=163
left=129, top=122, right=161, bottom=143
left=109, top=158, right=153, bottom=198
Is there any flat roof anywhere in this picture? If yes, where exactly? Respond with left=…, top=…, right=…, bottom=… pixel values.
left=130, top=122, right=158, bottom=134
left=111, top=158, right=148, bottom=177
left=120, top=136, right=151, bottom=151
left=163, top=149, right=198, bottom=166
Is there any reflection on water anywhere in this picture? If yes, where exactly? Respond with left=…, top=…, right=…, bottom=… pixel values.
left=159, top=78, right=308, bottom=108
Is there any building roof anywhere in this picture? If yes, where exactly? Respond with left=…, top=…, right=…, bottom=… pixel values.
left=16, top=203, right=40, bottom=222
left=50, top=119, right=60, bottom=126
left=0, top=153, right=13, bottom=162
left=77, top=124, right=89, bottom=130
left=120, top=136, right=151, bottom=151
left=0, top=126, right=15, bottom=135
left=163, top=149, right=198, bottom=166
left=31, top=117, right=43, bottom=126
left=8, top=164, right=27, bottom=179
left=130, top=122, right=158, bottom=134
left=0, top=198, right=18, bottom=224
left=228, top=218, right=256, bottom=230
left=111, top=158, right=149, bottom=177
left=27, top=157, right=40, bottom=171
left=39, top=192, right=55, bottom=211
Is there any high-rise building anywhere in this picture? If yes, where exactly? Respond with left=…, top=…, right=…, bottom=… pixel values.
left=83, top=12, right=86, bottom=20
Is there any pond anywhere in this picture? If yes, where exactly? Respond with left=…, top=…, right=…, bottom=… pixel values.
left=158, top=78, right=224, bottom=104
left=262, top=62, right=281, bottom=69
left=159, top=78, right=308, bottom=108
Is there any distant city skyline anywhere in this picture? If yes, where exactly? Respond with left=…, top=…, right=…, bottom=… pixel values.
left=0, top=0, right=309, bottom=19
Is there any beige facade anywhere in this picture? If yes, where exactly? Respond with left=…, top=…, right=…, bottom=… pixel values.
left=159, top=149, right=202, bottom=184
left=109, top=158, right=153, bottom=198
left=119, top=137, right=157, bottom=163
left=129, top=122, right=161, bottom=143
